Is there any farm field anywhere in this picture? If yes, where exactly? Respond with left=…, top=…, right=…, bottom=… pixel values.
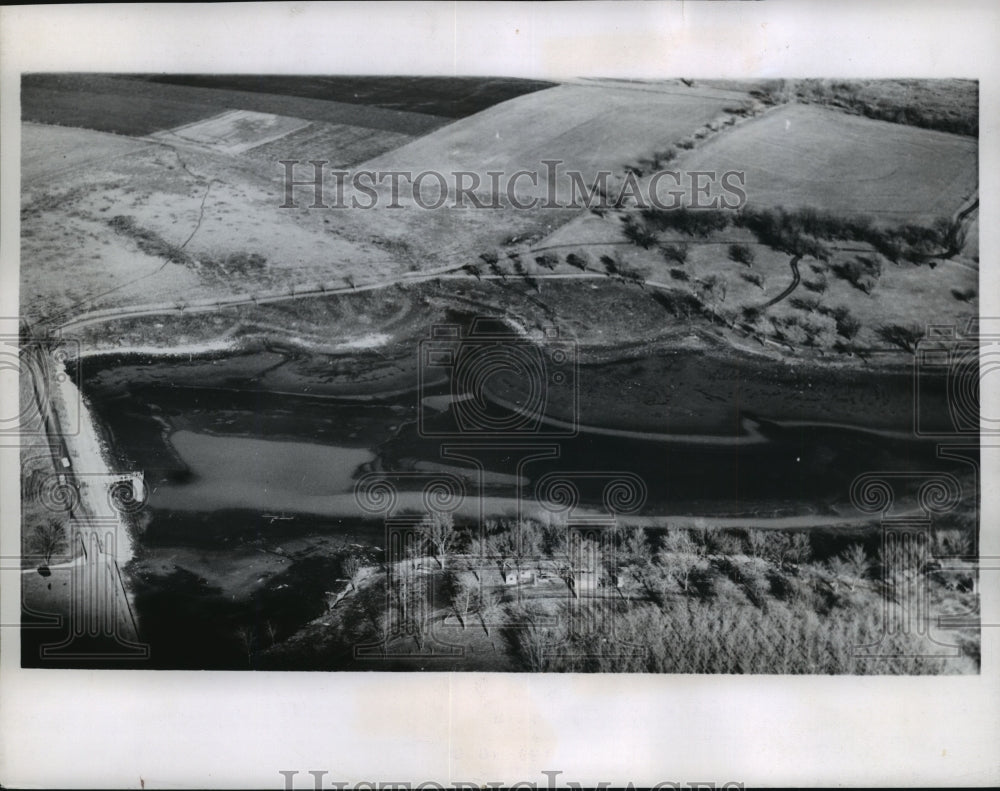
left=363, top=82, right=742, bottom=204
left=275, top=81, right=755, bottom=266
left=22, top=73, right=447, bottom=137
left=144, top=74, right=558, bottom=118
left=149, top=110, right=312, bottom=155
left=675, top=103, right=978, bottom=223
left=243, top=120, right=413, bottom=169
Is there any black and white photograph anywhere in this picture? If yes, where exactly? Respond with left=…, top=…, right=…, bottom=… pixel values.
left=2, top=2, right=999, bottom=788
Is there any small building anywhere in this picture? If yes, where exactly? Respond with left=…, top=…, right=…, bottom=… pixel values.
left=502, top=569, right=537, bottom=586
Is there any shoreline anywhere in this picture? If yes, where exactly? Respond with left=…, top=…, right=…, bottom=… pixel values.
left=54, top=360, right=136, bottom=564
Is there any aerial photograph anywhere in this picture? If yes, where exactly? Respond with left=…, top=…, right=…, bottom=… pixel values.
left=19, top=73, right=980, bottom=672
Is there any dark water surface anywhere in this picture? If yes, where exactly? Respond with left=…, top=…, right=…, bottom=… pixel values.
left=79, top=348, right=967, bottom=521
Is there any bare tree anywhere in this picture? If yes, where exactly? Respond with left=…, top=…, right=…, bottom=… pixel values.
left=487, top=525, right=516, bottom=575
left=785, top=533, right=813, bottom=565
left=621, top=528, right=650, bottom=568
left=698, top=274, right=728, bottom=319
left=657, top=550, right=700, bottom=594
left=342, top=554, right=363, bottom=591
left=450, top=575, right=479, bottom=630
left=420, top=511, right=458, bottom=568
left=827, top=543, right=871, bottom=591
left=841, top=543, right=871, bottom=580
left=264, top=620, right=279, bottom=647
left=235, top=625, right=255, bottom=667
left=30, top=519, right=67, bottom=567
left=516, top=612, right=559, bottom=671
left=479, top=586, right=505, bottom=637
left=746, top=529, right=769, bottom=559
left=511, top=520, right=542, bottom=577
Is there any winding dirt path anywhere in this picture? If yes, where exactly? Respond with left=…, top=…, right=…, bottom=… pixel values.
left=760, top=255, right=802, bottom=309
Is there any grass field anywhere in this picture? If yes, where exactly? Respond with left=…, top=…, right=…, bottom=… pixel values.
left=675, top=103, right=977, bottom=223
left=363, top=82, right=737, bottom=203
left=20, top=123, right=394, bottom=320
left=21, top=122, right=154, bottom=184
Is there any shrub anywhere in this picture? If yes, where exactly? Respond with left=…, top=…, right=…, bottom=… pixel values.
left=790, top=295, right=821, bottom=313
left=877, top=323, right=923, bottom=354
left=644, top=207, right=731, bottom=238
left=709, top=531, right=745, bottom=556
left=742, top=271, right=765, bottom=290
left=622, top=219, right=659, bottom=249
left=831, top=255, right=882, bottom=294
left=108, top=215, right=190, bottom=265
left=669, top=268, right=690, bottom=282
left=803, top=272, right=828, bottom=293
left=660, top=242, right=689, bottom=265
left=651, top=290, right=702, bottom=319
left=801, top=314, right=839, bottom=347
left=651, top=147, right=677, bottom=167
left=728, top=243, right=756, bottom=266
left=825, top=305, right=861, bottom=339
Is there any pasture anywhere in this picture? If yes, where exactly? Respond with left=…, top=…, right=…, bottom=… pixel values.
left=676, top=103, right=978, bottom=223
left=19, top=122, right=393, bottom=321
left=21, top=122, right=153, bottom=184
left=362, top=82, right=739, bottom=203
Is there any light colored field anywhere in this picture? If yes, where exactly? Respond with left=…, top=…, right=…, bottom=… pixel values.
left=21, top=122, right=153, bottom=184
left=285, top=83, right=743, bottom=269
left=362, top=82, right=735, bottom=202
left=20, top=123, right=392, bottom=320
left=676, top=103, right=978, bottom=222
left=150, top=110, right=310, bottom=155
